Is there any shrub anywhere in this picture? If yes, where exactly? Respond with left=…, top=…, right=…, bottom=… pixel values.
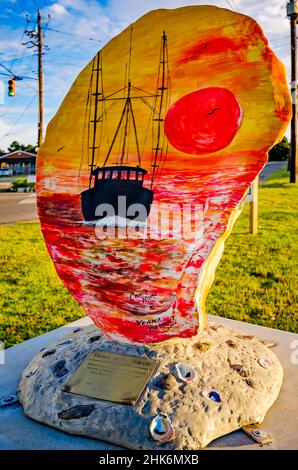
left=269, top=136, right=290, bottom=161
left=12, top=178, right=28, bottom=190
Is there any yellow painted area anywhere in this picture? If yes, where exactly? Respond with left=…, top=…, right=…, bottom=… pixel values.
left=196, top=201, right=244, bottom=330
left=39, top=5, right=291, bottom=180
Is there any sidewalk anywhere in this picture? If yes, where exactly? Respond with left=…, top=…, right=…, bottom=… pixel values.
left=259, top=161, right=287, bottom=182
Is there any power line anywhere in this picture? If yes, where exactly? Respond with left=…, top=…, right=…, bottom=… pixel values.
left=272, top=43, right=289, bottom=49
left=15, top=0, right=29, bottom=16
left=1, top=55, right=37, bottom=61
left=21, top=52, right=37, bottom=79
left=231, top=1, right=239, bottom=12
left=41, top=0, right=51, bottom=17
left=226, top=0, right=235, bottom=11
left=32, top=0, right=40, bottom=9
left=9, top=20, right=28, bottom=72
left=0, top=72, right=37, bottom=83
left=15, top=20, right=37, bottom=75
left=0, top=62, right=14, bottom=76
left=0, top=95, right=37, bottom=143
left=0, top=62, right=37, bottom=80
left=20, top=28, right=41, bottom=81
left=46, top=27, right=101, bottom=43
left=23, top=81, right=38, bottom=93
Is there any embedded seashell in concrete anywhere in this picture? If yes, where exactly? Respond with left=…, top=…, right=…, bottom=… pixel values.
left=156, top=373, right=177, bottom=391
left=231, top=364, right=250, bottom=378
left=42, top=349, right=56, bottom=358
left=149, top=414, right=175, bottom=443
left=260, top=339, right=276, bottom=348
left=175, top=363, right=196, bottom=382
left=193, top=342, right=212, bottom=352
left=58, top=339, right=73, bottom=347
left=245, top=378, right=261, bottom=390
left=202, top=389, right=222, bottom=403
left=258, top=357, right=272, bottom=369
left=209, top=324, right=221, bottom=331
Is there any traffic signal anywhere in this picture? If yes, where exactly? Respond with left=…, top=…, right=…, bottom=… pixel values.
left=8, top=78, right=15, bottom=97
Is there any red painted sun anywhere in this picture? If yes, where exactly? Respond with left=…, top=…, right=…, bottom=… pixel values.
left=164, top=87, right=242, bottom=155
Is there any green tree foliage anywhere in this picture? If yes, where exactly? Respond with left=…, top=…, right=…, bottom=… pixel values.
left=7, top=140, right=37, bottom=154
left=269, top=136, right=290, bottom=161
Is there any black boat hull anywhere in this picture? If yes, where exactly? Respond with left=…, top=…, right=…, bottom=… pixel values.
left=81, top=180, right=154, bottom=222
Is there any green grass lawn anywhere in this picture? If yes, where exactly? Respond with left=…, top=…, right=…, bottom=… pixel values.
left=0, top=169, right=297, bottom=348
left=207, top=168, right=298, bottom=332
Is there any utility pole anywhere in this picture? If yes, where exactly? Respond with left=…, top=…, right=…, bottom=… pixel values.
left=249, top=177, right=259, bottom=235
left=23, top=11, right=49, bottom=148
left=288, top=1, right=298, bottom=183
left=37, top=9, right=43, bottom=147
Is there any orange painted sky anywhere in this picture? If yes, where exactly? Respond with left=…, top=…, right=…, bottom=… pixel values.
left=39, top=5, right=290, bottom=191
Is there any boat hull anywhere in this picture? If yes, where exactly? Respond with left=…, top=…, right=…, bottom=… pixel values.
left=81, top=180, right=154, bottom=222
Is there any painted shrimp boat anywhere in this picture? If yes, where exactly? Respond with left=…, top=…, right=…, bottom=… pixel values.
left=81, top=31, right=170, bottom=222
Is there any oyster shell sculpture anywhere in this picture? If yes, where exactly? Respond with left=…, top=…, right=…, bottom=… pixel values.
left=37, top=5, right=291, bottom=343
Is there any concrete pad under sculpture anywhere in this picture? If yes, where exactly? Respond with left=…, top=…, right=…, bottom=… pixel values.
left=1, top=316, right=297, bottom=450
left=19, top=323, right=283, bottom=450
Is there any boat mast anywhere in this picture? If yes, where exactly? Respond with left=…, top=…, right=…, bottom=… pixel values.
left=89, top=52, right=102, bottom=188
left=88, top=29, right=167, bottom=175
left=151, top=31, right=168, bottom=190
left=103, top=27, right=141, bottom=168
left=118, top=80, right=141, bottom=166
left=120, top=80, right=131, bottom=164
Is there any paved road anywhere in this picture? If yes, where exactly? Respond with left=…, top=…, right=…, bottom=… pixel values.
left=0, top=176, right=19, bottom=183
left=0, top=193, right=38, bottom=224
left=259, top=161, right=287, bottom=182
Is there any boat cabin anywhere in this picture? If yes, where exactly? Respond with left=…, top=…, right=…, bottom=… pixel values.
left=92, top=166, right=147, bottom=186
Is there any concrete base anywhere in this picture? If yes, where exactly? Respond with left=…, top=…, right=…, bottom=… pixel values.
left=1, top=315, right=298, bottom=450
left=18, top=321, right=283, bottom=450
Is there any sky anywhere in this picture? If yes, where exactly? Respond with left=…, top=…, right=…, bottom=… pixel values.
left=0, top=0, right=291, bottom=151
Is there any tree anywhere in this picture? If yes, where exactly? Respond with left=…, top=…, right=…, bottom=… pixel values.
left=7, top=141, right=37, bottom=154
left=269, top=136, right=290, bottom=161
left=23, top=144, right=38, bottom=154
left=8, top=141, right=24, bottom=152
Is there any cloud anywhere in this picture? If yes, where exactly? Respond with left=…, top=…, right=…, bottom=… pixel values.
left=49, top=3, right=70, bottom=16
left=0, top=116, right=37, bottom=150
left=1, top=120, right=38, bottom=148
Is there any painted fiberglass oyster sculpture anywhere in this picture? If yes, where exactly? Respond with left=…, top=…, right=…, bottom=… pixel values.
left=37, top=5, right=291, bottom=343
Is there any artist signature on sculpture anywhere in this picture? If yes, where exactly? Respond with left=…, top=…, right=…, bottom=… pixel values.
left=130, top=291, right=157, bottom=304
left=148, top=318, right=177, bottom=332
left=136, top=318, right=161, bottom=326
left=136, top=317, right=177, bottom=332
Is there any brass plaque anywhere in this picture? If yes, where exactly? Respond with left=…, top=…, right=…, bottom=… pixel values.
left=64, top=351, right=159, bottom=405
